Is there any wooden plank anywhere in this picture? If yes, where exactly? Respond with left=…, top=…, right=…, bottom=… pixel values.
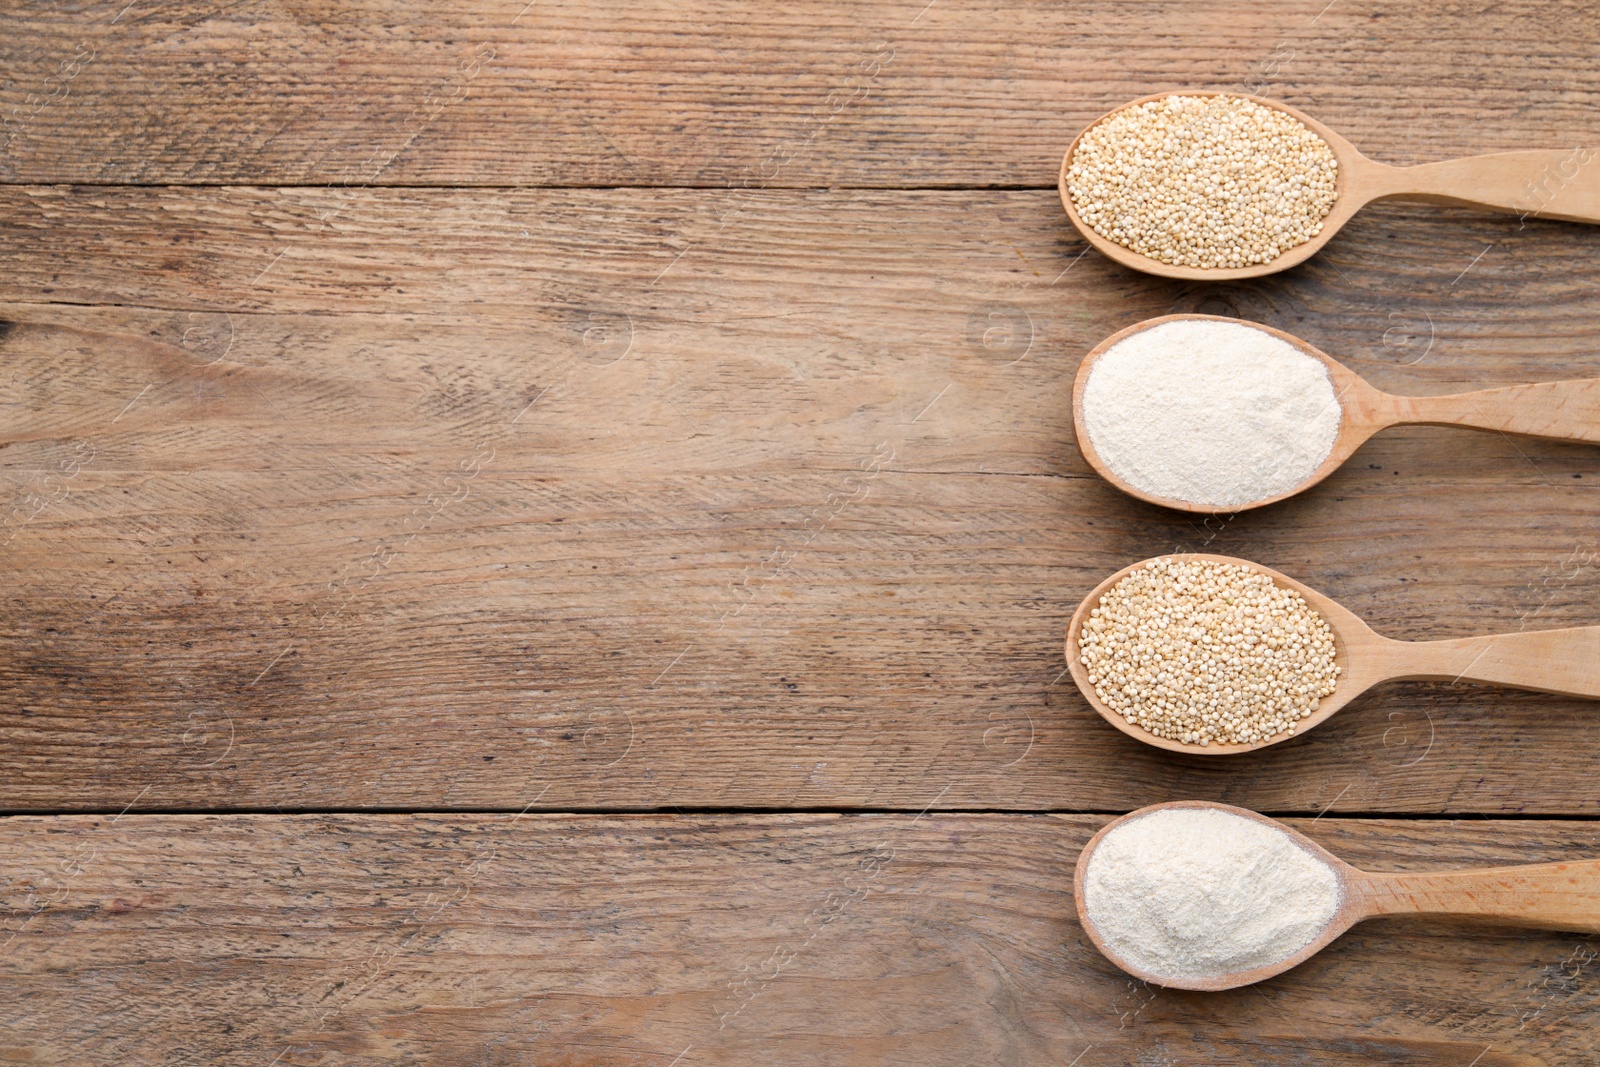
left=2, top=187, right=1599, bottom=813
left=1, top=1, right=1597, bottom=187
left=0, top=812, right=1590, bottom=1065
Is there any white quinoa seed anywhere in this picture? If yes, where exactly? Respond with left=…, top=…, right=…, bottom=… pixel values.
left=1066, top=94, right=1339, bottom=270
left=1079, top=558, right=1341, bottom=747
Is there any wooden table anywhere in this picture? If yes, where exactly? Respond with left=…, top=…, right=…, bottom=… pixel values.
left=2, top=1, right=1597, bottom=1063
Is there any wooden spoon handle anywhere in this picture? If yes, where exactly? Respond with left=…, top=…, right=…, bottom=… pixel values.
left=1353, top=861, right=1600, bottom=933
left=1374, top=148, right=1600, bottom=224
left=1392, top=379, right=1600, bottom=444
left=1382, top=625, right=1600, bottom=697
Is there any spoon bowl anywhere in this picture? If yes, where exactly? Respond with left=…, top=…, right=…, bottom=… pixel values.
left=1074, top=314, right=1600, bottom=514
left=1075, top=801, right=1361, bottom=990
left=1075, top=800, right=1600, bottom=990
left=1065, top=553, right=1600, bottom=755
left=1060, top=90, right=1600, bottom=280
left=1066, top=554, right=1364, bottom=755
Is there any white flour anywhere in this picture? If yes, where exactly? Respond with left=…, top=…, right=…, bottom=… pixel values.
left=1080, top=319, right=1342, bottom=509
left=1083, top=807, right=1341, bottom=983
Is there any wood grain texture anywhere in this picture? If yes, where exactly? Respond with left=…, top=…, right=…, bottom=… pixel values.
left=5, top=2, right=1600, bottom=1061
left=1, top=1, right=1598, bottom=188
left=1399, top=379, right=1600, bottom=445
left=0, top=812, right=1592, bottom=1065
left=2, top=188, right=1599, bottom=813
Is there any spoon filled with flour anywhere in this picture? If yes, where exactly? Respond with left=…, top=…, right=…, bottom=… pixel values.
left=1074, top=314, right=1600, bottom=513
left=1076, top=801, right=1600, bottom=991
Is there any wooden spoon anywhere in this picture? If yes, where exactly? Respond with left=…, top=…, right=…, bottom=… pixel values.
left=1059, top=90, right=1600, bottom=280
left=1064, top=553, right=1600, bottom=755
left=1074, top=313, right=1600, bottom=514
left=1075, top=800, right=1600, bottom=991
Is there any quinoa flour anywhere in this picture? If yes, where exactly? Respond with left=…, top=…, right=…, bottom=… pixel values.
left=1080, top=318, right=1342, bottom=509
left=1083, top=806, right=1342, bottom=983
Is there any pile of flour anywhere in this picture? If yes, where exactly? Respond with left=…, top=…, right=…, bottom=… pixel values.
left=1082, top=806, right=1341, bottom=983
left=1080, top=319, right=1342, bottom=509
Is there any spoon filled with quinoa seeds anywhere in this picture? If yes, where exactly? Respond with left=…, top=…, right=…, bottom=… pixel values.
left=1065, top=554, right=1600, bottom=754
left=1059, top=91, right=1600, bottom=280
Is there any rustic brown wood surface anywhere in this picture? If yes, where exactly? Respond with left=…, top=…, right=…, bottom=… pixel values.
left=3, top=0, right=1599, bottom=1063
left=1, top=0, right=1597, bottom=188
left=2, top=189, right=1599, bottom=814
left=0, top=813, right=1594, bottom=1066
